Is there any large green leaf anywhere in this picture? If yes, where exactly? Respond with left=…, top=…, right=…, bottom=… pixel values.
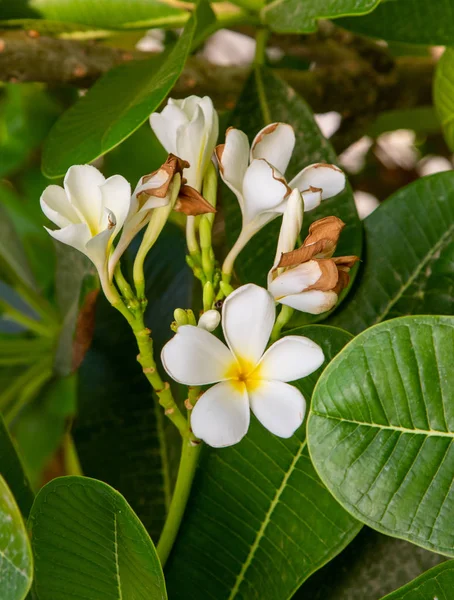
left=308, top=315, right=454, bottom=556
left=298, top=527, right=446, bottom=600
left=340, top=0, right=454, bottom=45
left=329, top=172, right=454, bottom=334
left=42, top=2, right=199, bottom=178
left=165, top=325, right=361, bottom=600
left=0, top=414, right=34, bottom=518
left=262, top=0, right=379, bottom=34
left=74, top=223, right=192, bottom=541
left=434, top=48, right=454, bottom=152
left=223, top=67, right=362, bottom=326
left=28, top=475, right=167, bottom=599
left=0, top=474, right=33, bottom=600
left=381, top=560, right=454, bottom=599
left=0, top=0, right=185, bottom=29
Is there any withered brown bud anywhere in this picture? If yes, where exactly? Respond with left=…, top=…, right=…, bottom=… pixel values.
left=174, top=185, right=216, bottom=216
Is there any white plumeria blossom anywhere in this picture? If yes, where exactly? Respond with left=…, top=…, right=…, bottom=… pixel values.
left=41, top=164, right=131, bottom=293
left=162, top=284, right=324, bottom=447
left=150, top=96, right=219, bottom=191
left=218, top=123, right=346, bottom=274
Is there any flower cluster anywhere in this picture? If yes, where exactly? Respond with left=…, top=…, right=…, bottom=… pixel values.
left=41, top=94, right=357, bottom=448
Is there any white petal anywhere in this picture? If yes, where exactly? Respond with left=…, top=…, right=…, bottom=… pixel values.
left=289, top=163, right=346, bottom=201
left=251, top=123, right=295, bottom=174
left=45, top=222, right=91, bottom=255
left=242, top=159, right=289, bottom=224
left=223, top=284, right=275, bottom=366
left=100, top=175, right=131, bottom=237
left=198, top=97, right=219, bottom=180
left=268, top=261, right=322, bottom=299
left=249, top=380, right=305, bottom=438
left=150, top=103, right=187, bottom=154
left=257, top=335, right=324, bottom=381
left=301, top=188, right=322, bottom=212
left=198, top=310, right=221, bottom=332
left=217, top=127, right=250, bottom=206
left=40, top=185, right=80, bottom=228
left=85, top=225, right=114, bottom=272
left=270, top=188, right=303, bottom=278
left=191, top=381, right=250, bottom=447
left=64, top=165, right=105, bottom=233
left=175, top=104, right=206, bottom=189
left=161, top=325, right=234, bottom=386
left=280, top=289, right=338, bottom=314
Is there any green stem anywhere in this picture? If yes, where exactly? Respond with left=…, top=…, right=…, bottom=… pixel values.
left=157, top=440, right=202, bottom=566
left=114, top=264, right=137, bottom=307
left=64, top=433, right=84, bottom=476
left=131, top=314, right=197, bottom=442
left=255, top=28, right=269, bottom=66
left=270, top=305, right=294, bottom=342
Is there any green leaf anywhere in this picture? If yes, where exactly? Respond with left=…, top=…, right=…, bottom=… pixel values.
left=367, top=107, right=440, bottom=138
left=165, top=325, right=361, bottom=600
left=28, top=475, right=167, bottom=599
left=42, top=3, right=199, bottom=178
left=328, top=172, right=454, bottom=334
left=298, top=527, right=446, bottom=600
left=0, top=201, right=37, bottom=292
left=381, top=560, right=454, bottom=599
left=262, top=0, right=379, bottom=33
left=74, top=223, right=192, bottom=540
left=223, top=67, right=362, bottom=326
left=0, top=474, right=33, bottom=600
left=308, top=315, right=454, bottom=557
left=339, top=0, right=454, bottom=45
left=0, top=413, right=34, bottom=518
left=0, top=0, right=186, bottom=29
left=435, top=48, right=454, bottom=152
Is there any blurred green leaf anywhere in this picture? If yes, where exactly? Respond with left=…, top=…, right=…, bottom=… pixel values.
left=165, top=325, right=361, bottom=600
left=367, top=106, right=440, bottom=137
left=435, top=48, right=454, bottom=152
left=0, top=413, right=34, bottom=518
left=298, top=527, right=446, bottom=600
left=262, top=0, right=379, bottom=33
left=329, top=172, right=454, bottom=334
left=0, top=0, right=186, bottom=29
left=74, top=223, right=193, bottom=541
left=381, top=560, right=454, bottom=599
left=0, top=474, right=33, bottom=600
left=340, top=0, right=454, bottom=45
left=223, top=67, right=362, bottom=326
left=42, top=3, right=199, bottom=178
left=308, top=315, right=454, bottom=557
left=0, top=200, right=37, bottom=291
left=28, top=475, right=167, bottom=599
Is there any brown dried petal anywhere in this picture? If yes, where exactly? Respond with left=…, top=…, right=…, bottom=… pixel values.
left=332, top=255, right=360, bottom=270
left=303, top=216, right=345, bottom=257
left=174, top=185, right=216, bottom=216
left=276, top=239, right=330, bottom=269
left=139, top=154, right=189, bottom=200
left=332, top=270, right=350, bottom=295
left=215, top=144, right=225, bottom=172
left=306, top=259, right=339, bottom=292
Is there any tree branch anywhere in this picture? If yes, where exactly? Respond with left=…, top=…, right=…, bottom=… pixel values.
left=0, top=30, right=436, bottom=150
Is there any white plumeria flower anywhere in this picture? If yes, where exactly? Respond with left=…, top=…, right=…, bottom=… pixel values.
left=162, top=284, right=324, bottom=447
left=197, top=309, right=221, bottom=332
left=217, top=123, right=346, bottom=274
left=41, top=165, right=130, bottom=297
left=268, top=198, right=358, bottom=314
left=150, top=96, right=219, bottom=192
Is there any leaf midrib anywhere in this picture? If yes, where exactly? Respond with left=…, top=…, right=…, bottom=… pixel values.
left=312, top=412, right=454, bottom=438
left=227, top=441, right=308, bottom=600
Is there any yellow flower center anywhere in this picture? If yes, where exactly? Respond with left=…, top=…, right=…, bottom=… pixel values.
left=225, top=357, right=263, bottom=393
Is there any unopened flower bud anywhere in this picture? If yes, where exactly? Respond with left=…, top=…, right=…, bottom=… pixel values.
left=198, top=309, right=221, bottom=332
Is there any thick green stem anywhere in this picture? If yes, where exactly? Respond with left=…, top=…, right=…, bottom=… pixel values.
left=157, top=440, right=202, bottom=566
left=270, top=305, right=294, bottom=342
